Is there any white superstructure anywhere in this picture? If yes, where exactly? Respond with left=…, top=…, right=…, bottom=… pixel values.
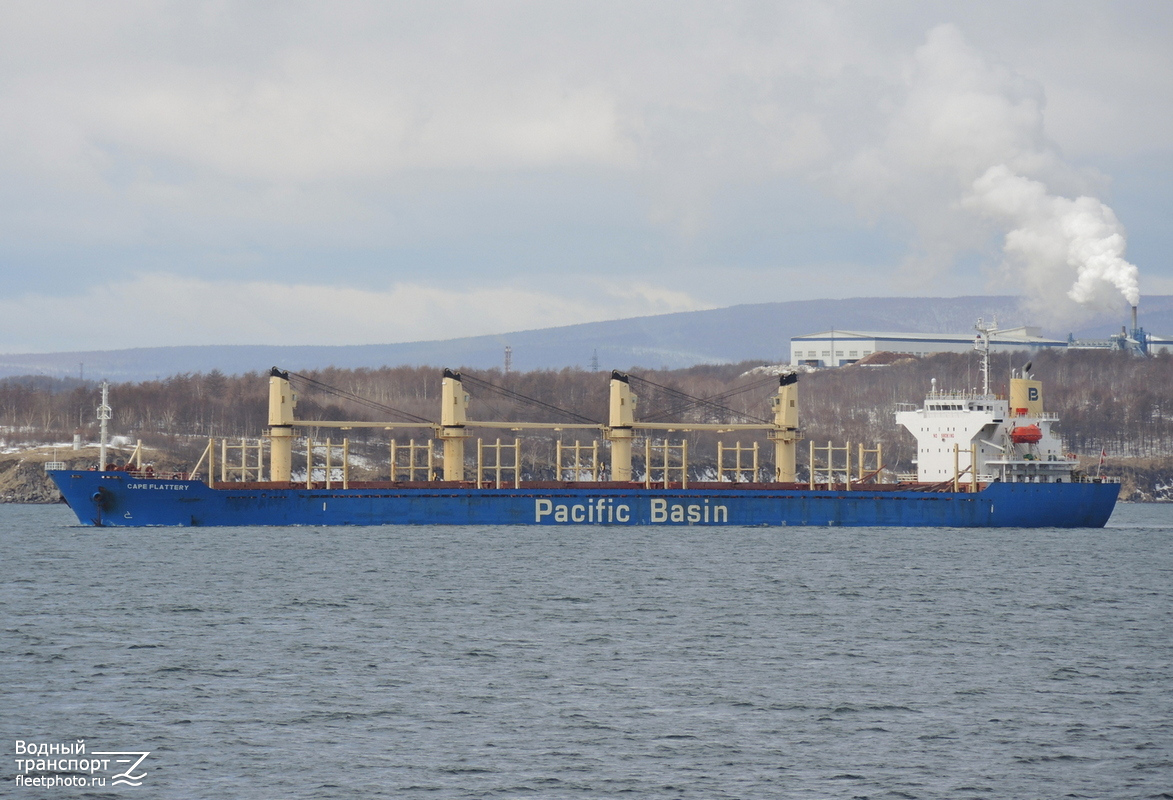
left=895, top=320, right=1076, bottom=486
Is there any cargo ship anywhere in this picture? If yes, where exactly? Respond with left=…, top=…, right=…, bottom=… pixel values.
left=49, top=326, right=1119, bottom=528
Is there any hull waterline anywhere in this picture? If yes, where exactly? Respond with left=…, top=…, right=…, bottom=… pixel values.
left=50, top=470, right=1120, bottom=528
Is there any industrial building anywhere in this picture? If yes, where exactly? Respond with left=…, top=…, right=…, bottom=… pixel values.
left=790, top=327, right=1066, bottom=368
left=792, top=306, right=1170, bottom=368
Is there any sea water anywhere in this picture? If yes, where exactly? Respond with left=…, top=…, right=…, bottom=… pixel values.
left=2, top=504, right=1171, bottom=798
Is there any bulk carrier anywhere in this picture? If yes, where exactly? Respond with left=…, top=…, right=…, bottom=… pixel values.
left=49, top=325, right=1119, bottom=528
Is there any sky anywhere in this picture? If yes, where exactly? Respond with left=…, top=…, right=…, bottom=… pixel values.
left=1, top=0, right=1171, bottom=353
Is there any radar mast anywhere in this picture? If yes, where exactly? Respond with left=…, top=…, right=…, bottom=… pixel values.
left=973, top=317, right=999, bottom=396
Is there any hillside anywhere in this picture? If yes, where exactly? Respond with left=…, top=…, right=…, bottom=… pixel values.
left=2, top=348, right=1170, bottom=502
left=2, top=295, right=1170, bottom=381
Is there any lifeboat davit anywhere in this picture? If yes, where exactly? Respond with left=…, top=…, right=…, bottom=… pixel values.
left=1010, top=424, right=1042, bottom=444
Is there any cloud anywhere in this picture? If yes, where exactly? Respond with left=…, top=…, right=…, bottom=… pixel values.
left=0, top=4, right=1169, bottom=353
left=93, top=75, right=634, bottom=181
left=0, top=5, right=642, bottom=189
left=0, top=273, right=709, bottom=353
left=833, top=25, right=1072, bottom=242
left=829, top=23, right=1141, bottom=320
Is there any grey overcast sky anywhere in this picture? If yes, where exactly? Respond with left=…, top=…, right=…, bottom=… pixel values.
left=1, top=1, right=1170, bottom=352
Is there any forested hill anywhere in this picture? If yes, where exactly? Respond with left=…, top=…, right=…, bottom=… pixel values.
left=2, top=349, right=1170, bottom=502
left=2, top=295, right=1171, bottom=381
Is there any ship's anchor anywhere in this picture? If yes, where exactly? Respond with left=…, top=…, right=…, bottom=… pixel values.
left=91, top=487, right=108, bottom=527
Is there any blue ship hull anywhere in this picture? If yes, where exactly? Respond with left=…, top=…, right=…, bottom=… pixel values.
left=49, top=471, right=1120, bottom=528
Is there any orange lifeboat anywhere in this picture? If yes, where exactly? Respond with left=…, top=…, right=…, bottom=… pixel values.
left=1010, top=424, right=1042, bottom=444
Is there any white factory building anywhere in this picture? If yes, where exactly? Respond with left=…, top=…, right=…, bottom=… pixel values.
left=790, top=327, right=1067, bottom=368
left=1150, top=334, right=1173, bottom=352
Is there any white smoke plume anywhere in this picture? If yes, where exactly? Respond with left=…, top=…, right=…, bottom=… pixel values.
left=837, top=25, right=1141, bottom=319
left=966, top=165, right=1140, bottom=312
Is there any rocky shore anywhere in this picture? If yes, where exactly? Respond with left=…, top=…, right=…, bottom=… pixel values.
left=0, top=447, right=190, bottom=504
left=1095, top=457, right=1173, bottom=503
left=0, top=449, right=96, bottom=503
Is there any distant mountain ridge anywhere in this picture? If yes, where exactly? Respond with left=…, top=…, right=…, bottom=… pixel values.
left=2, top=295, right=1169, bottom=382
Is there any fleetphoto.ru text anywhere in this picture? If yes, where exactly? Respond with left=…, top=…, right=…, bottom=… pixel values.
left=13, top=739, right=150, bottom=789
